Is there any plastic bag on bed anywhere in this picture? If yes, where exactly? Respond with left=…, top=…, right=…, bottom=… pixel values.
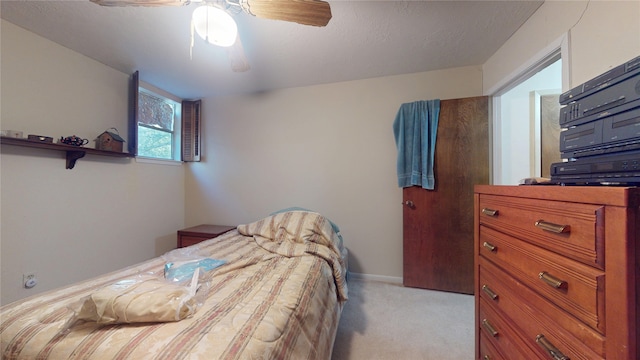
left=164, top=258, right=226, bottom=283
left=60, top=247, right=227, bottom=332
left=65, top=268, right=203, bottom=327
left=161, top=246, right=227, bottom=283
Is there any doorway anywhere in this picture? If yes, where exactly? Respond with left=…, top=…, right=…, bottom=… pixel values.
left=492, top=46, right=567, bottom=185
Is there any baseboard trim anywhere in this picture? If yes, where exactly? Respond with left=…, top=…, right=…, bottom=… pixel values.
left=348, top=272, right=403, bottom=285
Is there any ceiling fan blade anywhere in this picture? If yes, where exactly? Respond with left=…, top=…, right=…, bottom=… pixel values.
left=90, top=0, right=189, bottom=6
left=226, top=35, right=251, bottom=72
left=240, top=0, right=332, bottom=27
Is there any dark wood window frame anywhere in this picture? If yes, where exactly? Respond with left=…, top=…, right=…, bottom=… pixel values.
left=130, top=71, right=201, bottom=162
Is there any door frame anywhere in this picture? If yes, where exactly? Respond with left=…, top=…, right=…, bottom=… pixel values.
left=488, top=34, right=570, bottom=184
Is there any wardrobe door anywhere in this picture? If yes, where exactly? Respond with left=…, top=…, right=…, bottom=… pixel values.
left=403, top=96, right=489, bottom=294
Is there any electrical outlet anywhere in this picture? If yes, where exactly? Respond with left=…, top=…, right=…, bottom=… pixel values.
left=23, top=272, right=37, bottom=289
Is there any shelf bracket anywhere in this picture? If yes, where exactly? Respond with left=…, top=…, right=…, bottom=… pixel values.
left=66, top=150, right=86, bottom=169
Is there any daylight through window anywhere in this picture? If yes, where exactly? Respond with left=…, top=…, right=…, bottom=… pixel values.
left=137, top=87, right=181, bottom=160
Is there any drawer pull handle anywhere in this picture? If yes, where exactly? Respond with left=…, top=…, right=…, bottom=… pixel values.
left=536, top=334, right=570, bottom=360
left=482, top=208, right=499, bottom=217
left=481, top=285, right=499, bottom=300
left=539, top=272, right=568, bottom=289
left=481, top=319, right=498, bottom=337
left=483, top=241, right=497, bottom=252
left=483, top=355, right=492, bottom=360
left=535, top=220, right=570, bottom=234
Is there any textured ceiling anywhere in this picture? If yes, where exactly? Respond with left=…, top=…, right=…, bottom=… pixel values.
left=0, top=0, right=543, bottom=99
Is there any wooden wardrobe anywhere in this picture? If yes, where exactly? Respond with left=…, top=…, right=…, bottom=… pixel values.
left=402, top=96, right=489, bottom=294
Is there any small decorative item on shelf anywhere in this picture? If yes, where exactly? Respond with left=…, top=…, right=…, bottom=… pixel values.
left=60, top=135, right=89, bottom=147
left=27, top=135, right=54, bottom=143
left=95, top=128, right=125, bottom=152
left=1, top=130, right=24, bottom=138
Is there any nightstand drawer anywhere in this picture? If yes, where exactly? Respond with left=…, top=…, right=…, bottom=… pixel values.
left=479, top=194, right=603, bottom=268
left=177, top=224, right=235, bottom=248
left=479, top=225, right=605, bottom=333
left=180, top=235, right=211, bottom=248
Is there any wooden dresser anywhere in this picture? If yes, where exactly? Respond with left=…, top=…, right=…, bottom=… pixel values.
left=474, top=185, right=640, bottom=360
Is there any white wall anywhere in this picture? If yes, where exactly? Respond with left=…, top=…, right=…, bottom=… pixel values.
left=485, top=0, right=640, bottom=185
left=484, top=0, right=640, bottom=93
left=185, top=67, right=483, bottom=278
left=0, top=20, right=185, bottom=305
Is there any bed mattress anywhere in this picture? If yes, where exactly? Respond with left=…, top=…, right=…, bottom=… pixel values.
left=1, top=211, right=348, bottom=359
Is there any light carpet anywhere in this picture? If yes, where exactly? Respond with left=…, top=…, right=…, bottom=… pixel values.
left=332, top=278, right=475, bottom=360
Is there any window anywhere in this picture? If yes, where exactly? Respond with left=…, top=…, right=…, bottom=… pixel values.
left=129, top=71, right=201, bottom=162
left=137, top=87, right=181, bottom=160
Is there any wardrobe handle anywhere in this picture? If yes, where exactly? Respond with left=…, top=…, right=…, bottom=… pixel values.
left=483, top=241, right=497, bottom=252
left=482, top=319, right=498, bottom=337
left=539, top=272, right=568, bottom=289
left=403, top=200, right=415, bottom=208
left=482, top=208, right=499, bottom=217
left=535, top=220, right=570, bottom=234
left=536, top=334, right=570, bottom=360
left=481, top=285, right=499, bottom=300
left=483, top=355, right=492, bottom=360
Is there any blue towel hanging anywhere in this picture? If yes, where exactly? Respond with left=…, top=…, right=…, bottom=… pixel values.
left=393, top=99, right=440, bottom=190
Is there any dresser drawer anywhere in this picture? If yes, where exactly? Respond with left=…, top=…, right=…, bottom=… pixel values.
left=479, top=257, right=605, bottom=357
left=479, top=334, right=506, bottom=360
left=480, top=287, right=604, bottom=360
left=479, top=299, right=532, bottom=359
left=479, top=194, right=604, bottom=268
left=479, top=225, right=605, bottom=333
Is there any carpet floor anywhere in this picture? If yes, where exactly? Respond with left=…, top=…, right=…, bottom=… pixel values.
left=332, top=278, right=475, bottom=360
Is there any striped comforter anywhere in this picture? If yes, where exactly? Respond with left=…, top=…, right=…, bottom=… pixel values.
left=1, top=211, right=348, bottom=359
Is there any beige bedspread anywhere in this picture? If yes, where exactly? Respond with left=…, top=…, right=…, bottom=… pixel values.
left=1, top=211, right=348, bottom=359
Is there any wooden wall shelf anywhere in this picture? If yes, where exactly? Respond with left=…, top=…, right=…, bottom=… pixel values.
left=0, top=136, right=134, bottom=169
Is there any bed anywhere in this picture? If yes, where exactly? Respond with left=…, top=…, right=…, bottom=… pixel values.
left=1, top=210, right=348, bottom=359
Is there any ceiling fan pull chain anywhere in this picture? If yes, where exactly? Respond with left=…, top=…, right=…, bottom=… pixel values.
left=189, top=15, right=195, bottom=59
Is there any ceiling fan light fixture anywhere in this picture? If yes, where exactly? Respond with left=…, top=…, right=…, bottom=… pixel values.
left=192, top=5, right=238, bottom=47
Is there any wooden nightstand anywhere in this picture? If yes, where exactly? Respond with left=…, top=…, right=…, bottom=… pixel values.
left=177, top=224, right=235, bottom=248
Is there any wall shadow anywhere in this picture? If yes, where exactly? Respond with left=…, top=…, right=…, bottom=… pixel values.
left=332, top=254, right=368, bottom=359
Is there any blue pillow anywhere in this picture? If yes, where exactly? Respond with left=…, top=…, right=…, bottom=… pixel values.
left=269, top=207, right=341, bottom=233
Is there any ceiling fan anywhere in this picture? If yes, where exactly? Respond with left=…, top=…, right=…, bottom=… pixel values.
left=90, top=0, right=332, bottom=72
